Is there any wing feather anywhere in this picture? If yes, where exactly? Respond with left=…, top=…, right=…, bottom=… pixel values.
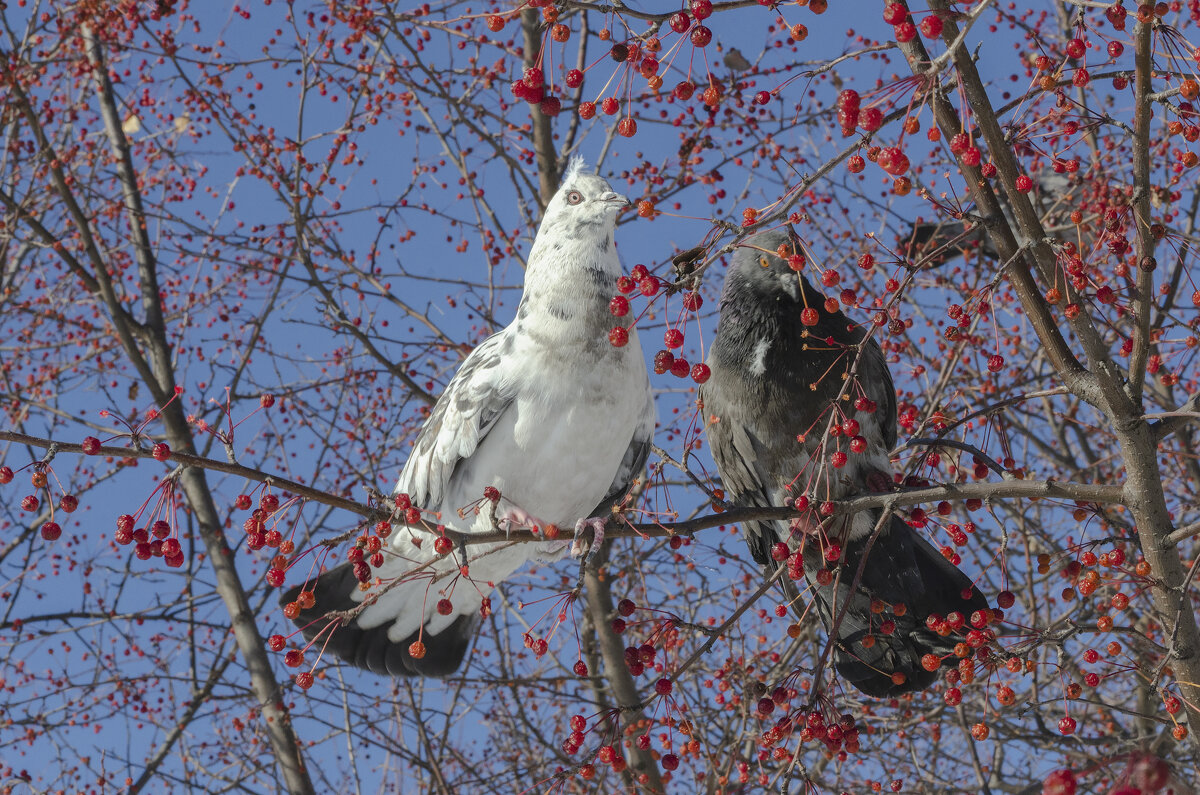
left=396, top=331, right=518, bottom=511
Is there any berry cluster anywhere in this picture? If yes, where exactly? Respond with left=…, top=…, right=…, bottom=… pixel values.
left=2, top=461, right=79, bottom=542
left=609, top=263, right=710, bottom=384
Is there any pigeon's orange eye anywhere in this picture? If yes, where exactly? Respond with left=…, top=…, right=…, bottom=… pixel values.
left=759, top=256, right=770, bottom=268
left=566, top=190, right=584, bottom=205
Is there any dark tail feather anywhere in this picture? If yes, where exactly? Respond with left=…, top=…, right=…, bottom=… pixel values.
left=279, top=563, right=479, bottom=678
left=808, top=515, right=989, bottom=697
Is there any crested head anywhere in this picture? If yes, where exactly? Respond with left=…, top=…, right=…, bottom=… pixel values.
left=538, top=159, right=630, bottom=237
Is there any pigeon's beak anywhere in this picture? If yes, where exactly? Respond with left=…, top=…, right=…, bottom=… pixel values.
left=601, top=191, right=630, bottom=209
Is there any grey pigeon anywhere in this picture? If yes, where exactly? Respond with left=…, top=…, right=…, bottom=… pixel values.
left=701, top=229, right=987, bottom=696
left=904, top=171, right=1083, bottom=267
left=282, top=157, right=655, bottom=677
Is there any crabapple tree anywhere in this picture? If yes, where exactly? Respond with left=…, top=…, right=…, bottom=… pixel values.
left=0, top=1, right=1198, bottom=794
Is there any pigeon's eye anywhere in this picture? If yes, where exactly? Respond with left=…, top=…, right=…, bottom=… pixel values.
left=566, top=190, right=584, bottom=205
left=759, top=256, right=771, bottom=268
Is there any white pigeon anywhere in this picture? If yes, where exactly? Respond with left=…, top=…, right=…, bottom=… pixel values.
left=283, top=157, right=655, bottom=676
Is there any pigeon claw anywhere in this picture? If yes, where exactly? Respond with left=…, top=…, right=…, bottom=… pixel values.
left=572, top=517, right=607, bottom=561
left=499, top=505, right=545, bottom=538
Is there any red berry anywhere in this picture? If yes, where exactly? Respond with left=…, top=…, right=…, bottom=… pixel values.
left=609, top=326, right=629, bottom=347
left=268, top=634, right=286, bottom=651
left=41, top=521, right=62, bottom=541
left=617, top=117, right=637, bottom=137
left=673, top=80, right=695, bottom=100
left=601, top=97, right=619, bottom=115
left=800, top=307, right=819, bottom=326
left=565, top=68, right=583, bottom=88
left=408, top=641, right=426, bottom=659
left=858, top=106, right=883, bottom=131
left=152, top=442, right=171, bottom=461
left=662, top=754, right=679, bottom=771
left=20, top=495, right=38, bottom=512
left=260, top=394, right=275, bottom=408
left=434, top=536, right=453, bottom=556
left=617, top=598, right=636, bottom=616
left=573, top=660, right=589, bottom=676
left=690, top=25, right=711, bottom=47
left=691, top=363, right=711, bottom=384
left=81, top=437, right=101, bottom=455
left=639, top=275, right=661, bottom=296
left=894, top=21, right=917, bottom=42
left=669, top=11, right=690, bottom=32
left=920, top=15, right=943, bottom=37
left=669, top=357, right=690, bottom=378
left=59, top=494, right=78, bottom=513
left=609, top=296, right=630, bottom=316
left=266, top=568, right=286, bottom=587
left=987, top=354, right=1004, bottom=372
left=882, top=3, right=907, bottom=24
left=690, top=0, right=712, bottom=20
left=654, top=677, right=672, bottom=695
left=436, top=598, right=453, bottom=615
left=294, top=671, right=315, bottom=690
left=578, top=101, right=596, bottom=119
left=1058, top=716, right=1077, bottom=735
left=1042, top=769, right=1077, bottom=795
left=664, top=328, right=684, bottom=348
left=1015, top=174, right=1033, bottom=192
left=682, top=292, right=703, bottom=311
left=997, top=590, right=1015, bottom=608
left=486, top=14, right=505, bottom=32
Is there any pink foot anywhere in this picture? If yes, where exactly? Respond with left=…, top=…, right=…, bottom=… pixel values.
left=572, top=517, right=606, bottom=560
left=498, top=505, right=546, bottom=537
